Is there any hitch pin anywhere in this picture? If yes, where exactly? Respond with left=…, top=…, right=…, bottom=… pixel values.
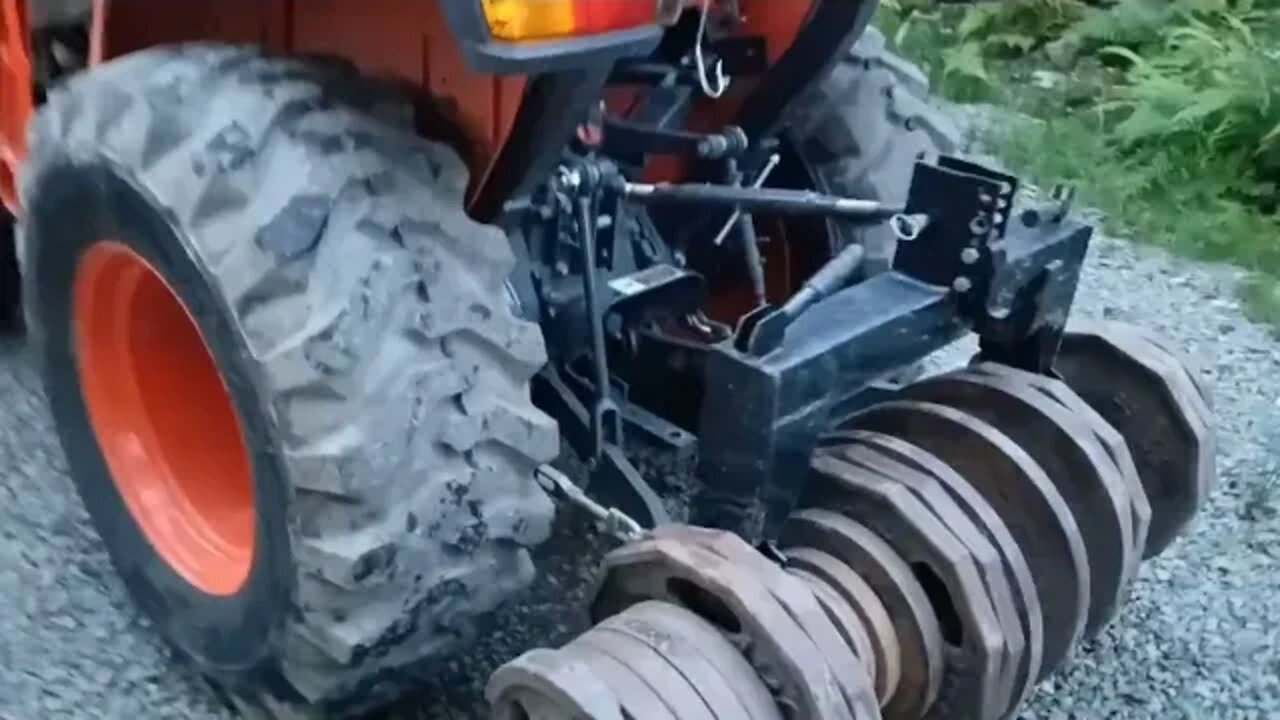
left=535, top=465, right=643, bottom=541
left=712, top=152, right=782, bottom=247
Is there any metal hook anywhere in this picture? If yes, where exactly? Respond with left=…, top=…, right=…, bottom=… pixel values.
left=695, top=0, right=730, bottom=99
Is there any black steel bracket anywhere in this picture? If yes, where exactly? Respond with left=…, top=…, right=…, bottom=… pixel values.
left=532, top=369, right=670, bottom=528
left=691, top=158, right=1095, bottom=542
left=898, top=157, right=1088, bottom=373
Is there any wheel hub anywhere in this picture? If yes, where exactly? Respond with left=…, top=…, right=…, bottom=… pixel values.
left=73, top=241, right=254, bottom=596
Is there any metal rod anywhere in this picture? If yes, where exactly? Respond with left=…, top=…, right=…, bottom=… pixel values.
left=738, top=208, right=767, bottom=307
left=712, top=152, right=781, bottom=247
left=779, top=243, right=865, bottom=319
left=623, top=181, right=902, bottom=220
left=577, top=195, right=619, bottom=457
left=535, top=465, right=643, bottom=541
left=577, top=196, right=608, bottom=395
left=718, top=156, right=769, bottom=308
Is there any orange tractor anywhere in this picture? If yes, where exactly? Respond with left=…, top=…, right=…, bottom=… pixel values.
left=0, top=2, right=1214, bottom=718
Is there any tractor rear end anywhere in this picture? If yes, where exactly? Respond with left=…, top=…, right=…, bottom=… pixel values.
left=0, top=2, right=1215, bottom=719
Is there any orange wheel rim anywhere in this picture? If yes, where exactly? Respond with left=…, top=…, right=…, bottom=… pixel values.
left=74, top=241, right=255, bottom=595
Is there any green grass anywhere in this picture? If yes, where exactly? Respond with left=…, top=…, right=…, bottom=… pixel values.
left=998, top=114, right=1280, bottom=268
left=875, top=1, right=1280, bottom=330
left=999, top=114, right=1280, bottom=326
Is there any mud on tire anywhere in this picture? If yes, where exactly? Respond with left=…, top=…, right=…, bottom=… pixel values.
left=20, top=45, right=558, bottom=714
left=789, top=26, right=961, bottom=276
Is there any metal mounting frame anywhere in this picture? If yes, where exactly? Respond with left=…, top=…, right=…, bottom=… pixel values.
left=692, top=159, right=1094, bottom=541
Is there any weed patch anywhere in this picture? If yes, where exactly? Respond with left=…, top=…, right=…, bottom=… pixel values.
left=878, top=0, right=1280, bottom=329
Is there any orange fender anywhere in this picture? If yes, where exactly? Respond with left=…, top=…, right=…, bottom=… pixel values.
left=0, top=0, right=31, bottom=213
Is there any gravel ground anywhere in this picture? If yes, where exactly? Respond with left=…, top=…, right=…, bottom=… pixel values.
left=2, top=233, right=1278, bottom=717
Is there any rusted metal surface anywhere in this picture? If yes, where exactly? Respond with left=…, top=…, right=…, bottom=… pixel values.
left=827, top=430, right=1045, bottom=705
left=907, top=365, right=1136, bottom=637
left=487, top=647, right=627, bottom=720
left=789, top=567, right=880, bottom=697
left=1123, top=330, right=1216, bottom=481
left=575, top=626, right=718, bottom=720
left=570, top=641, right=682, bottom=720
left=616, top=601, right=778, bottom=720
left=1122, top=323, right=1214, bottom=409
left=787, top=548, right=902, bottom=707
left=1056, top=320, right=1216, bottom=558
left=807, top=451, right=1013, bottom=720
left=986, top=367, right=1153, bottom=608
left=849, top=401, right=1088, bottom=677
left=593, top=536, right=854, bottom=720
left=651, top=526, right=880, bottom=720
left=781, top=509, right=944, bottom=720
left=821, top=433, right=1040, bottom=714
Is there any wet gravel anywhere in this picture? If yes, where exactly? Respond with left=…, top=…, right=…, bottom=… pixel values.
left=2, top=229, right=1279, bottom=718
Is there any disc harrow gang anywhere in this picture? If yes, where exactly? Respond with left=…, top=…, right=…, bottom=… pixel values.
left=803, top=452, right=1012, bottom=720
left=1054, top=320, right=1215, bottom=558
left=903, top=365, right=1137, bottom=637
left=826, top=429, right=1045, bottom=709
left=591, top=534, right=858, bottom=719
left=490, top=325, right=1214, bottom=720
left=786, top=547, right=901, bottom=706
left=848, top=400, right=1092, bottom=677
left=781, top=510, right=945, bottom=720
left=970, top=363, right=1153, bottom=601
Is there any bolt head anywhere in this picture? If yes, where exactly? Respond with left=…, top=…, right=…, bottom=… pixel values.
left=969, top=214, right=992, bottom=237
left=961, top=248, right=980, bottom=265
left=953, top=277, right=973, bottom=293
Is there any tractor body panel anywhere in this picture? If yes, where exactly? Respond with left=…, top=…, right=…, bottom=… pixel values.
left=0, top=0, right=824, bottom=214
left=0, top=0, right=32, bottom=209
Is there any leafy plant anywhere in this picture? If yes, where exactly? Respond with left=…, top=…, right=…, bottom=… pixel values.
left=954, top=0, right=1087, bottom=50
left=1068, top=0, right=1196, bottom=50
left=873, top=0, right=1280, bottom=330
left=1099, top=6, right=1280, bottom=198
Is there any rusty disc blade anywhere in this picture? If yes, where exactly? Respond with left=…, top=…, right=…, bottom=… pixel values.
left=1118, top=329, right=1215, bottom=548
left=651, top=526, right=881, bottom=720
left=905, top=365, right=1136, bottom=638
left=1057, top=320, right=1215, bottom=558
left=781, top=509, right=945, bottom=720
left=820, top=432, right=1041, bottom=713
left=592, top=535, right=854, bottom=720
left=1122, top=329, right=1216, bottom=478
left=574, top=625, right=718, bottom=720
left=788, top=549, right=902, bottom=708
left=789, top=567, right=882, bottom=701
left=487, top=647, right=627, bottom=720
left=617, top=601, right=782, bottom=720
left=568, top=641, right=682, bottom=720
left=848, top=401, right=1089, bottom=676
left=1114, top=321, right=1214, bottom=410
left=806, top=450, right=1013, bottom=720
left=976, top=366, right=1152, bottom=603
left=814, top=430, right=1044, bottom=712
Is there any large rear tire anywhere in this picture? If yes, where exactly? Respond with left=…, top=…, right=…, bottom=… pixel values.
left=789, top=27, right=961, bottom=276
left=20, top=45, right=558, bottom=714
